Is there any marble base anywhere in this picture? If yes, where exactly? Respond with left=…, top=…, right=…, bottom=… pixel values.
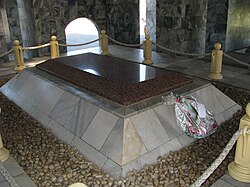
left=0, top=69, right=241, bottom=179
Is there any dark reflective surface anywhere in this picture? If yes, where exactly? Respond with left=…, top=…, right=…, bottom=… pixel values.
left=54, top=53, right=169, bottom=83
left=37, top=53, right=192, bottom=106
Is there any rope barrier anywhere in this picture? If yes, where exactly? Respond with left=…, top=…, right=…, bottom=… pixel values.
left=22, top=43, right=50, bottom=50
left=107, top=36, right=143, bottom=48
left=0, top=49, right=13, bottom=58
left=59, top=38, right=101, bottom=47
left=191, top=128, right=250, bottom=187
left=153, top=42, right=211, bottom=57
left=223, top=53, right=250, bottom=68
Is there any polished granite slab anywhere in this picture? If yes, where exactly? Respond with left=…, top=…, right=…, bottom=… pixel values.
left=36, top=53, right=192, bottom=106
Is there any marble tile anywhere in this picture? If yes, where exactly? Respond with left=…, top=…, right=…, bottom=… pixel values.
left=0, top=173, right=5, bottom=183
left=17, top=74, right=41, bottom=98
left=14, top=96, right=33, bottom=114
left=100, top=118, right=123, bottom=165
left=8, top=71, right=29, bottom=94
left=232, top=104, right=242, bottom=113
left=211, top=179, right=235, bottom=187
left=49, top=91, right=80, bottom=125
left=71, top=136, right=108, bottom=168
left=189, top=85, right=225, bottom=116
left=220, top=173, right=250, bottom=187
left=177, top=133, right=195, bottom=147
left=153, top=104, right=183, bottom=140
left=216, top=107, right=236, bottom=125
left=138, top=138, right=182, bottom=166
left=122, top=118, right=147, bottom=165
left=25, top=78, right=48, bottom=107
left=131, top=109, right=170, bottom=151
left=14, top=173, right=36, bottom=187
left=0, top=86, right=18, bottom=103
left=29, top=106, right=51, bottom=128
left=36, top=84, right=64, bottom=115
left=64, top=99, right=99, bottom=138
left=49, top=120, right=75, bottom=144
left=102, top=159, right=122, bottom=179
left=82, top=109, right=119, bottom=150
left=212, top=86, right=238, bottom=110
left=3, top=157, right=24, bottom=177
left=121, top=159, right=142, bottom=178
left=215, top=113, right=226, bottom=126
left=0, top=181, right=11, bottom=187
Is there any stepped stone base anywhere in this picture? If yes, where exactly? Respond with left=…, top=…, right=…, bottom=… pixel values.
left=0, top=69, right=241, bottom=179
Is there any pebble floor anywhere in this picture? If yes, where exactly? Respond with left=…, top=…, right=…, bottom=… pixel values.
left=0, top=75, right=249, bottom=187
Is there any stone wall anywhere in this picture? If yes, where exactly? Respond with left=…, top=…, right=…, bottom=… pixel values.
left=0, top=1, right=10, bottom=63
left=206, top=0, right=228, bottom=52
left=32, top=0, right=107, bottom=54
left=156, top=0, right=208, bottom=53
left=106, top=0, right=139, bottom=44
left=146, top=0, right=156, bottom=44
left=17, top=0, right=38, bottom=58
left=0, top=10, right=7, bottom=63
left=5, top=0, right=22, bottom=42
left=226, top=0, right=250, bottom=51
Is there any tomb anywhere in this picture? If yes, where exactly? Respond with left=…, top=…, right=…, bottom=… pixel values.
left=0, top=53, right=241, bottom=178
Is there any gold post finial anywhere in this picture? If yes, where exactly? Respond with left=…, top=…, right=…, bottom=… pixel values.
left=51, top=36, right=57, bottom=41
left=214, top=43, right=222, bottom=50
left=13, top=40, right=20, bottom=46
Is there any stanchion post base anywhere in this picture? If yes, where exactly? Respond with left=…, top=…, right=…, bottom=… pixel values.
left=0, top=148, right=10, bottom=163
left=68, top=183, right=88, bottom=187
left=14, top=66, right=25, bottom=71
left=208, top=73, right=223, bottom=80
left=143, top=59, right=153, bottom=65
left=100, top=51, right=111, bottom=56
left=228, top=162, right=250, bottom=183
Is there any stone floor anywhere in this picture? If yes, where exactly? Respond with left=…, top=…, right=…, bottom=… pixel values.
left=0, top=45, right=250, bottom=186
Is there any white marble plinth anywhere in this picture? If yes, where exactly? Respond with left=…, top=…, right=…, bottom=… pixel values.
left=0, top=69, right=241, bottom=179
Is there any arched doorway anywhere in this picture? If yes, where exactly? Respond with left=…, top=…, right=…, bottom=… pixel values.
left=65, top=18, right=100, bottom=52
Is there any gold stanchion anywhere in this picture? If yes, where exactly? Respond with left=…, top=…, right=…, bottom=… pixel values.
left=208, top=43, right=223, bottom=80
left=228, top=103, right=250, bottom=183
left=50, top=36, right=60, bottom=59
left=100, top=30, right=111, bottom=55
left=142, top=35, right=153, bottom=65
left=13, top=40, right=25, bottom=71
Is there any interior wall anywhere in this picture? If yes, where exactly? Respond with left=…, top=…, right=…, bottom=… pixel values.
left=0, top=2, right=7, bottom=62
left=146, top=0, right=156, bottom=43
left=17, top=0, right=38, bottom=58
left=5, top=0, right=22, bottom=42
left=206, top=0, right=228, bottom=52
left=106, top=0, right=139, bottom=44
left=226, top=0, right=250, bottom=51
left=0, top=0, right=11, bottom=62
left=156, top=0, right=208, bottom=53
left=32, top=0, right=107, bottom=54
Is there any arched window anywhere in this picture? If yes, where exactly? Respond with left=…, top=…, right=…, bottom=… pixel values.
left=65, top=18, right=99, bottom=52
